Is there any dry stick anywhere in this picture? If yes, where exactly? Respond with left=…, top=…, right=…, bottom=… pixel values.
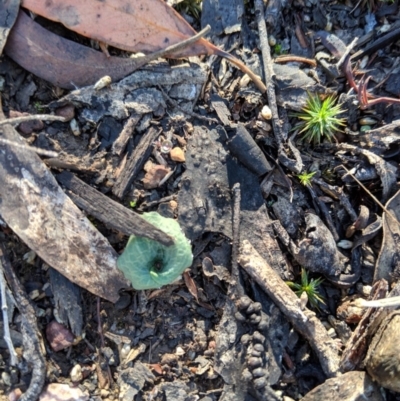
left=0, top=115, right=65, bottom=158
left=0, top=138, right=59, bottom=158
left=0, top=266, right=18, bottom=366
left=0, top=115, right=66, bottom=126
left=0, top=243, right=46, bottom=401
left=239, top=240, right=340, bottom=378
left=340, top=165, right=399, bottom=225
left=254, top=0, right=284, bottom=147
left=229, top=183, right=244, bottom=299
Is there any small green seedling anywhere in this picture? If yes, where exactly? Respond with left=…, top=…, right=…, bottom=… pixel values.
left=297, top=171, right=316, bottom=187
left=129, top=200, right=137, bottom=209
left=287, top=268, right=325, bottom=310
left=293, top=93, right=346, bottom=144
left=117, top=212, right=193, bottom=290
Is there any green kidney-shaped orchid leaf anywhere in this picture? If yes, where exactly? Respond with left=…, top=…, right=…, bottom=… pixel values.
left=117, top=212, right=193, bottom=290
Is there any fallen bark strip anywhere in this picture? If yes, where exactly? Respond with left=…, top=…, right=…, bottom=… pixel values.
left=239, top=240, right=340, bottom=378
left=112, top=126, right=161, bottom=199
left=57, top=171, right=174, bottom=246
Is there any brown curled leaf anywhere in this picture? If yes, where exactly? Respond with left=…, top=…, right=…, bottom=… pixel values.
left=21, top=0, right=213, bottom=58
left=4, top=11, right=151, bottom=89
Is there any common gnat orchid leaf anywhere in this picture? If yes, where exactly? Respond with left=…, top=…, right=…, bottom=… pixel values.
left=117, top=212, right=193, bottom=290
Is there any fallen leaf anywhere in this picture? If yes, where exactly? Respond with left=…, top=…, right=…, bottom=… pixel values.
left=19, top=0, right=266, bottom=92
left=0, top=102, right=128, bottom=302
left=4, top=11, right=151, bottom=89
left=22, top=0, right=211, bottom=57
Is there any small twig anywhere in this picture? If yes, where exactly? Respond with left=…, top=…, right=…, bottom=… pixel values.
left=0, top=243, right=46, bottom=401
left=274, top=55, right=317, bottom=67
left=313, top=178, right=358, bottom=222
left=158, top=85, right=218, bottom=124
left=0, top=115, right=66, bottom=127
left=336, top=37, right=358, bottom=71
left=339, top=164, right=398, bottom=225
left=239, top=240, right=340, bottom=378
left=229, top=183, right=244, bottom=299
left=0, top=137, right=59, bottom=158
left=356, top=296, right=400, bottom=308
left=0, top=265, right=18, bottom=366
left=254, top=0, right=284, bottom=147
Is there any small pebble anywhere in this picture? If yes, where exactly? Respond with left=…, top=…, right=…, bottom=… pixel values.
left=120, top=343, right=131, bottom=360
left=246, top=302, right=262, bottom=314
left=327, top=327, right=337, bottom=338
left=46, top=321, right=74, bottom=351
left=260, top=105, right=272, bottom=120
left=55, top=104, right=75, bottom=121
left=70, top=118, right=80, bottom=136
left=170, top=147, right=185, bottom=162
left=70, top=364, right=83, bottom=382
left=175, top=346, right=185, bottom=356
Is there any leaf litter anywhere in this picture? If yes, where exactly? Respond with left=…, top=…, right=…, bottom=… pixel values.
left=0, top=0, right=400, bottom=400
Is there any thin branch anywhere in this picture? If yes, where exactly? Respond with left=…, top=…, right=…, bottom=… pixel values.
left=0, top=115, right=66, bottom=127
left=0, top=265, right=18, bottom=366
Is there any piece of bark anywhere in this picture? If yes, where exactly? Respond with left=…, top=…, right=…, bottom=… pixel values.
left=210, top=94, right=235, bottom=127
left=239, top=240, right=340, bottom=378
left=49, top=268, right=83, bottom=337
left=112, top=114, right=141, bottom=157
left=178, top=125, right=289, bottom=278
left=301, top=371, right=383, bottom=401
left=0, top=102, right=127, bottom=302
left=56, top=171, right=173, bottom=246
left=113, top=126, right=161, bottom=198
left=226, top=123, right=272, bottom=176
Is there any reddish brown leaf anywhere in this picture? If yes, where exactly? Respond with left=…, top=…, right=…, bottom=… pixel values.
left=20, top=0, right=266, bottom=92
left=21, top=0, right=212, bottom=58
left=4, top=11, right=152, bottom=89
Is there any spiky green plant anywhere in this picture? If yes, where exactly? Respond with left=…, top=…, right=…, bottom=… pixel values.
left=293, top=94, right=346, bottom=144
left=287, top=268, right=325, bottom=310
left=174, top=0, right=202, bottom=19
left=297, top=171, right=316, bottom=187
